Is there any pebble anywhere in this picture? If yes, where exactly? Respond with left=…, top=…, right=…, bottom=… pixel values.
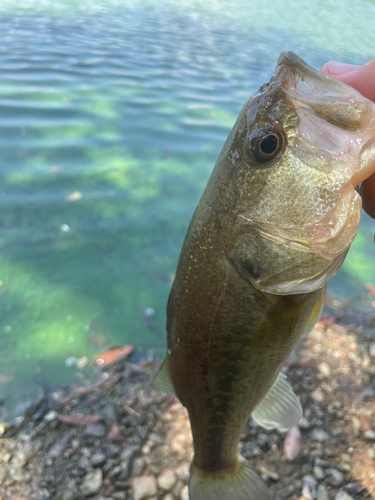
left=107, top=444, right=121, bottom=458
left=311, top=388, right=325, bottom=403
left=298, top=417, right=311, bottom=430
left=132, top=457, right=145, bottom=476
left=312, top=428, right=329, bottom=442
left=180, top=485, right=189, bottom=500
left=302, top=475, right=317, bottom=499
left=84, top=424, right=107, bottom=438
left=363, top=429, right=375, bottom=441
left=369, top=342, right=375, bottom=357
left=112, top=493, right=127, bottom=500
left=80, top=468, right=103, bottom=497
left=351, top=416, right=361, bottom=437
left=334, top=492, right=355, bottom=500
left=326, top=468, right=344, bottom=486
left=44, top=411, right=57, bottom=422
left=318, top=362, right=331, bottom=377
left=175, top=462, right=190, bottom=482
left=317, top=484, right=329, bottom=500
left=162, top=495, right=174, bottom=500
left=313, top=465, right=325, bottom=480
left=133, top=476, right=158, bottom=500
left=91, top=452, right=107, bottom=467
left=336, top=462, right=350, bottom=472
left=157, top=469, right=177, bottom=491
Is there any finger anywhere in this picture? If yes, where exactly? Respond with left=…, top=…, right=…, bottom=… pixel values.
left=321, top=59, right=375, bottom=102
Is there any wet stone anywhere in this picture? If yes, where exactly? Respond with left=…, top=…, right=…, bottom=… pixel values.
left=363, top=429, right=375, bottom=441
left=133, top=476, right=157, bottom=500
left=180, top=485, right=189, bottom=500
left=84, top=424, right=107, bottom=438
left=312, top=428, right=329, bottom=442
left=113, top=493, right=127, bottom=500
left=335, top=492, right=355, bottom=500
left=157, top=469, right=177, bottom=491
left=162, top=495, right=174, bottom=500
left=107, top=444, right=121, bottom=458
left=317, top=484, right=329, bottom=500
left=313, top=465, right=325, bottom=480
left=311, top=388, right=325, bottom=403
left=302, top=475, right=317, bottom=500
left=318, top=362, right=331, bottom=377
left=298, top=417, right=311, bottom=430
left=326, top=468, right=344, bottom=486
left=132, top=457, right=145, bottom=476
left=80, top=468, right=103, bottom=497
left=336, top=461, right=351, bottom=472
left=175, top=463, right=190, bottom=482
left=91, top=452, right=107, bottom=467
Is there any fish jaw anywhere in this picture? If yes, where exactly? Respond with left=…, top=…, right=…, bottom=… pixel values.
left=223, top=52, right=375, bottom=295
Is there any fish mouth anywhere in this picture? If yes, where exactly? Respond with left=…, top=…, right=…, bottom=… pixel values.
left=274, top=52, right=375, bottom=189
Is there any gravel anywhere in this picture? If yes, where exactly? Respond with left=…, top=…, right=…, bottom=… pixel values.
left=0, top=297, right=374, bottom=499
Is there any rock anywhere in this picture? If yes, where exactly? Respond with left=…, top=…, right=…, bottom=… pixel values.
left=175, top=462, right=190, bottom=482
left=369, top=343, right=375, bottom=357
left=363, top=430, right=375, bottom=441
left=133, top=476, right=158, bottom=500
left=157, top=469, right=177, bottom=491
left=162, top=495, right=174, bottom=500
left=302, top=475, right=317, bottom=499
left=351, top=416, right=361, bottom=437
left=113, top=493, right=127, bottom=500
left=335, top=492, right=355, bottom=500
left=313, top=465, right=325, bottom=480
left=326, top=468, right=344, bottom=486
left=84, top=424, right=107, bottom=438
left=312, top=428, right=329, bottom=442
left=336, top=461, right=350, bottom=472
left=44, top=411, right=58, bottom=422
left=107, top=444, right=121, bottom=458
left=317, top=484, right=329, bottom=500
left=119, top=460, right=130, bottom=480
left=132, top=457, right=145, bottom=476
left=318, top=362, right=331, bottom=377
left=311, top=388, right=325, bottom=403
left=0, top=465, right=7, bottom=482
left=80, top=468, right=103, bottom=497
left=91, top=452, right=107, bottom=467
left=180, top=485, right=189, bottom=500
left=298, top=417, right=311, bottom=430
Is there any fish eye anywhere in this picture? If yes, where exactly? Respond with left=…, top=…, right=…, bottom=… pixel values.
left=247, top=127, right=285, bottom=163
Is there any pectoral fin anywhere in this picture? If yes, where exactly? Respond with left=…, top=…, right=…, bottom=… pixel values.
left=151, top=356, right=176, bottom=396
left=251, top=372, right=302, bottom=430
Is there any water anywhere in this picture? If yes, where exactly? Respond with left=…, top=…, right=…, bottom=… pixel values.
left=1, top=0, right=375, bottom=405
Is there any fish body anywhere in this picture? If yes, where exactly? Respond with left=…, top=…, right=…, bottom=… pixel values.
left=153, top=52, right=375, bottom=500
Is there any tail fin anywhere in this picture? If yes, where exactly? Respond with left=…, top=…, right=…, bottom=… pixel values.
left=189, top=455, right=271, bottom=500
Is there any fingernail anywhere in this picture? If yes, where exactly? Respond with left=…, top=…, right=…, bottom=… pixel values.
left=322, top=61, right=359, bottom=76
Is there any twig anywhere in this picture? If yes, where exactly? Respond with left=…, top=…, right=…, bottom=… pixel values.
left=5, top=393, right=45, bottom=438
left=51, top=372, right=121, bottom=409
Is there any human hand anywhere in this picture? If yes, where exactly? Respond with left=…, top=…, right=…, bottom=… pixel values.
left=321, top=59, right=375, bottom=218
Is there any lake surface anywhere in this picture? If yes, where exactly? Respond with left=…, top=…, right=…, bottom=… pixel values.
left=1, top=0, right=375, bottom=407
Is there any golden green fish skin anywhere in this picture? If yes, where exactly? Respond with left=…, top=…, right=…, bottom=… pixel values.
left=162, top=52, right=375, bottom=491
left=167, top=213, right=323, bottom=471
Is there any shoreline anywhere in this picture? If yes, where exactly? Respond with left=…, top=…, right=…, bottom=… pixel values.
left=1, top=298, right=375, bottom=499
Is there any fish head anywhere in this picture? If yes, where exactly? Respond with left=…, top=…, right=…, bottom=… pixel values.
left=219, top=51, right=375, bottom=294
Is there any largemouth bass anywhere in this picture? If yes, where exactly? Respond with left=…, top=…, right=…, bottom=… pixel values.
left=153, top=52, right=375, bottom=500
